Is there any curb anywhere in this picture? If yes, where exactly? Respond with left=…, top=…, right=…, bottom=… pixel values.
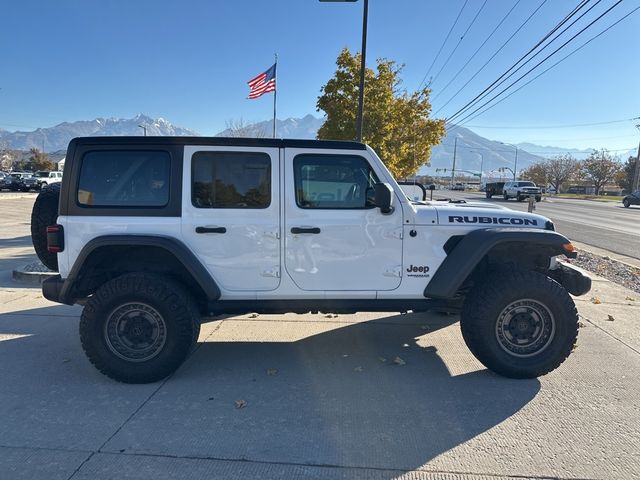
left=12, top=268, right=57, bottom=285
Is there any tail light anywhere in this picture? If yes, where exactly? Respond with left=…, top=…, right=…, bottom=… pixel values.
left=46, top=224, right=64, bottom=253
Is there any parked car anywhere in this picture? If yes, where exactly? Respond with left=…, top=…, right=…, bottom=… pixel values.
left=33, top=170, right=63, bottom=189
left=503, top=181, right=542, bottom=202
left=18, top=173, right=39, bottom=192
left=451, top=182, right=465, bottom=191
left=35, top=135, right=590, bottom=383
left=622, top=190, right=640, bottom=208
left=1, top=173, right=29, bottom=191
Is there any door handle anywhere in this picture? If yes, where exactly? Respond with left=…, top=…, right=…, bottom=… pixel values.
left=291, top=227, right=321, bottom=234
left=195, top=226, right=227, bottom=234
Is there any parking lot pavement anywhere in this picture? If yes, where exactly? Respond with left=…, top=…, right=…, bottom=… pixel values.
left=1, top=197, right=639, bottom=479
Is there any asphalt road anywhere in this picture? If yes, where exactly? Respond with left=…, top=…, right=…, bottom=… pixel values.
left=434, top=191, right=640, bottom=260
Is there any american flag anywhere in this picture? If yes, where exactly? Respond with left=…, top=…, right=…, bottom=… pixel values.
left=247, top=63, right=276, bottom=99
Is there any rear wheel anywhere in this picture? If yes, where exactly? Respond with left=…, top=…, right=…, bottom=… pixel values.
left=535, top=196, right=541, bottom=202
left=503, top=192, right=509, bottom=201
left=623, top=199, right=630, bottom=208
left=517, top=194, right=523, bottom=202
left=30, top=182, right=61, bottom=271
left=460, top=270, right=578, bottom=378
left=79, top=273, right=200, bottom=383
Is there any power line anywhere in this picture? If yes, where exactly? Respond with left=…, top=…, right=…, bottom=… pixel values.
left=466, top=117, right=640, bottom=129
left=448, top=0, right=627, bottom=126
left=432, top=0, right=522, bottom=102
left=429, top=0, right=489, bottom=87
left=433, top=0, right=549, bottom=116
left=446, top=0, right=594, bottom=123
left=417, top=0, right=469, bottom=90
left=449, top=5, right=640, bottom=128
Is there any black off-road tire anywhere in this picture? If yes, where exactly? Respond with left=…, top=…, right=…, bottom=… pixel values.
left=460, top=269, right=578, bottom=379
left=30, top=182, right=61, bottom=271
left=80, top=273, right=200, bottom=384
left=517, top=194, right=524, bottom=202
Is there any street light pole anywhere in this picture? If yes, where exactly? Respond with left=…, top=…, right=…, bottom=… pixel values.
left=499, top=141, right=518, bottom=180
left=138, top=124, right=147, bottom=136
left=320, top=0, right=368, bottom=142
left=355, top=0, right=369, bottom=142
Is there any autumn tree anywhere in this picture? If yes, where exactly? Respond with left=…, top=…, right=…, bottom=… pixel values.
left=616, top=155, right=637, bottom=193
left=317, top=48, right=445, bottom=178
left=546, top=154, right=580, bottom=193
left=28, top=148, right=53, bottom=171
left=581, top=149, right=621, bottom=195
left=520, top=162, right=548, bottom=187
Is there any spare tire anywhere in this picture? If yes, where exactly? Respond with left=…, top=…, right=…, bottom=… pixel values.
left=30, top=183, right=61, bottom=271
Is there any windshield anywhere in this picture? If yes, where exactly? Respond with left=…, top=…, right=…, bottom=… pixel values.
left=518, top=182, right=535, bottom=187
left=35, top=171, right=50, bottom=178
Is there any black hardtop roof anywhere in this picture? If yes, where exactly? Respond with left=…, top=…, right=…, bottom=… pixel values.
left=68, top=136, right=367, bottom=151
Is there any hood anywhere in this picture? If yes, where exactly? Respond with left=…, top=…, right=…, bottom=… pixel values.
left=413, top=201, right=551, bottom=229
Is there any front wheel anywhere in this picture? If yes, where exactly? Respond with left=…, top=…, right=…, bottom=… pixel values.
left=460, top=270, right=578, bottom=378
left=80, top=273, right=200, bottom=383
left=503, top=192, right=509, bottom=201
left=623, top=199, right=630, bottom=208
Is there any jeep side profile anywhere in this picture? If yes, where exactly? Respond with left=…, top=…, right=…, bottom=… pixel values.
left=36, top=137, right=591, bottom=383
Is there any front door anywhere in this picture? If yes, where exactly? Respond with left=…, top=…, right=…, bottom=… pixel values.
left=181, top=146, right=280, bottom=292
left=283, top=148, right=403, bottom=292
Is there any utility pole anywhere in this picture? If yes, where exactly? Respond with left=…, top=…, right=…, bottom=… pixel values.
left=451, top=137, right=457, bottom=188
left=633, top=124, right=640, bottom=192
left=355, top=0, right=369, bottom=142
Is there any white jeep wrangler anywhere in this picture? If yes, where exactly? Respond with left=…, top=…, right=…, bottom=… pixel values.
left=34, top=137, right=591, bottom=383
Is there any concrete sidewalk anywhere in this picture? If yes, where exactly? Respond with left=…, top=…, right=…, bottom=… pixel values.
left=0, top=269, right=639, bottom=479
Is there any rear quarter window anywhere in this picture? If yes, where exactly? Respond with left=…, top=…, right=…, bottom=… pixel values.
left=77, top=150, right=170, bottom=207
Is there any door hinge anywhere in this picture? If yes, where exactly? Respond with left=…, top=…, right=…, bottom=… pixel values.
left=383, top=265, right=403, bottom=278
left=261, top=266, right=280, bottom=278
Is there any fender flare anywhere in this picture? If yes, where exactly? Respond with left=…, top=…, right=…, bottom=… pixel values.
left=57, top=235, right=221, bottom=304
left=424, top=228, right=575, bottom=299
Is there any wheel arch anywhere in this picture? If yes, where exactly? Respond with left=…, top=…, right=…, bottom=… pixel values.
left=424, top=228, right=576, bottom=299
left=59, top=235, right=220, bottom=310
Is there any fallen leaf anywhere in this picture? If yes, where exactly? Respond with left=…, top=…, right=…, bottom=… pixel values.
left=248, top=313, right=259, bottom=318
left=578, top=321, right=586, bottom=328
left=235, top=399, right=247, bottom=409
left=393, top=356, right=406, bottom=366
left=606, top=315, right=615, bottom=322
left=342, top=354, right=349, bottom=358
left=354, top=366, right=363, bottom=372
left=332, top=314, right=338, bottom=318
left=625, top=297, right=635, bottom=301
left=571, top=344, right=578, bottom=352
left=62, top=359, right=70, bottom=363
left=208, top=397, right=215, bottom=401
left=378, top=356, right=387, bottom=363
left=325, top=314, right=333, bottom=318
left=266, top=368, right=278, bottom=376
left=591, top=297, right=601, bottom=304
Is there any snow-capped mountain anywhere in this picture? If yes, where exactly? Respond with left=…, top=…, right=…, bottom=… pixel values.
left=215, top=114, right=324, bottom=139
left=0, top=114, right=199, bottom=152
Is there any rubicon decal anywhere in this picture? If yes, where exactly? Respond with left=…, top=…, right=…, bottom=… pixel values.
left=448, top=216, right=538, bottom=226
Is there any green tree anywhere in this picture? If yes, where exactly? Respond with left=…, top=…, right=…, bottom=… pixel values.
left=581, top=149, right=621, bottom=195
left=316, top=48, right=445, bottom=179
left=28, top=148, right=53, bottom=171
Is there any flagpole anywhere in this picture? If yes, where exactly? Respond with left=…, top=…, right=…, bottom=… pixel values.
left=273, top=53, right=278, bottom=138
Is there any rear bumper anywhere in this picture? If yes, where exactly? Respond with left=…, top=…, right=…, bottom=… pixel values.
left=42, top=275, right=68, bottom=304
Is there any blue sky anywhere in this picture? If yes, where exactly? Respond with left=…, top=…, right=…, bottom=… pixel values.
left=1, top=0, right=638, bottom=152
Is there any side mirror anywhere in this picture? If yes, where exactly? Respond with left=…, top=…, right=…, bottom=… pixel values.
left=374, top=183, right=394, bottom=214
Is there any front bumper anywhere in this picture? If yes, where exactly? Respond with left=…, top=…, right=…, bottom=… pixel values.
left=552, top=261, right=592, bottom=296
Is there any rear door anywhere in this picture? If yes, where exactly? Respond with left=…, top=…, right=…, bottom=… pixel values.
left=283, top=148, right=403, bottom=293
left=181, top=146, right=280, bottom=292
